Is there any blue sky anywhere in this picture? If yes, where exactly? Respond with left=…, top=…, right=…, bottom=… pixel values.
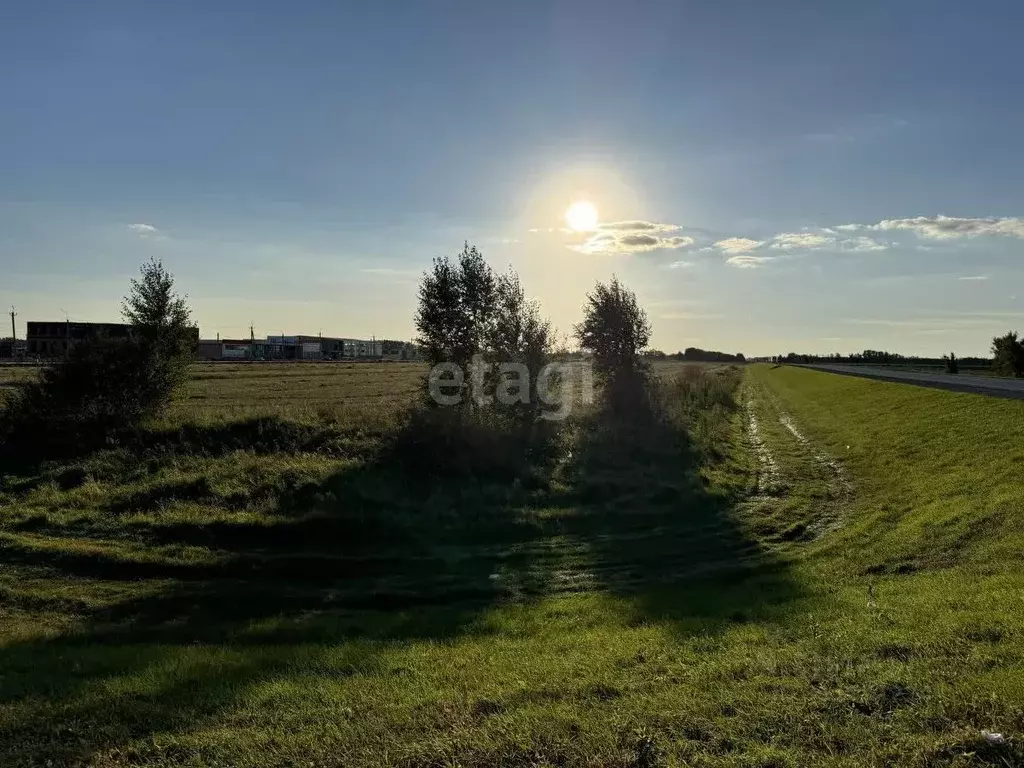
left=2, top=1, right=1023, bottom=356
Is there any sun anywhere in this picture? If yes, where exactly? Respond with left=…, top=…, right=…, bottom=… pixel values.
left=565, top=200, right=599, bottom=232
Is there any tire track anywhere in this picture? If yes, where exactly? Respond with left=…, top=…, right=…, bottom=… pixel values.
left=745, top=398, right=781, bottom=497
left=743, top=380, right=853, bottom=540
left=777, top=411, right=852, bottom=537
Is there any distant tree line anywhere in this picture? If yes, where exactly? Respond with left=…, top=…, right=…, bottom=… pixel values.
left=774, top=349, right=991, bottom=367
left=772, top=332, right=1024, bottom=378
left=645, top=348, right=746, bottom=363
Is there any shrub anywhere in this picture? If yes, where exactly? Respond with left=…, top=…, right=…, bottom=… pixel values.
left=0, top=259, right=193, bottom=463
left=992, top=332, right=1024, bottom=377
left=1, top=336, right=155, bottom=458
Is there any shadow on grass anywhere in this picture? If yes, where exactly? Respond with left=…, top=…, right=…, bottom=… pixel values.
left=557, top=384, right=801, bottom=633
left=0, top=385, right=806, bottom=765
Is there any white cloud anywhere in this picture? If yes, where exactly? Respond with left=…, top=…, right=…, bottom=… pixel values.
left=770, top=232, right=835, bottom=250
left=843, top=215, right=1024, bottom=241
left=127, top=223, right=159, bottom=237
left=839, top=236, right=888, bottom=252
left=957, top=275, right=989, bottom=281
left=714, top=237, right=764, bottom=254
left=570, top=223, right=694, bottom=255
left=666, top=260, right=692, bottom=269
left=726, top=254, right=775, bottom=268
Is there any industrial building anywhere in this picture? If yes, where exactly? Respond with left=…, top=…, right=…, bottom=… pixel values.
left=25, top=321, right=199, bottom=359
left=17, top=320, right=417, bottom=363
left=195, top=335, right=420, bottom=362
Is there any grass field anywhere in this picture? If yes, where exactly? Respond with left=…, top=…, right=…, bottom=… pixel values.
left=1, top=363, right=1023, bottom=766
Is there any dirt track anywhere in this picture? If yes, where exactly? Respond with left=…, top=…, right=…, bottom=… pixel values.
left=795, top=364, right=1024, bottom=399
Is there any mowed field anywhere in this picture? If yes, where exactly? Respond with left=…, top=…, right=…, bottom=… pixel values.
left=1, top=362, right=1023, bottom=766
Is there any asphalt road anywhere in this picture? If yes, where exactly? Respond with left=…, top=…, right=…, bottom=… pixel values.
left=795, top=364, right=1024, bottom=400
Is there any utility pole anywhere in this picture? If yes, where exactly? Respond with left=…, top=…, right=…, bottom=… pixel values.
left=8, top=306, right=15, bottom=360
left=250, top=323, right=255, bottom=362
left=60, top=309, right=70, bottom=361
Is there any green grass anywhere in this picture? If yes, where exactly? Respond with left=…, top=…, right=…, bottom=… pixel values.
left=1, top=363, right=1023, bottom=766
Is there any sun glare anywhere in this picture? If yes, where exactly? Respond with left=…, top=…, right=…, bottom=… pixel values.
left=565, top=200, right=599, bottom=232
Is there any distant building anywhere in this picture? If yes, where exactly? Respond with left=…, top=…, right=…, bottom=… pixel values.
left=0, top=338, right=27, bottom=360
left=27, top=321, right=199, bottom=359
left=27, top=321, right=131, bottom=358
left=194, top=334, right=422, bottom=362
left=381, top=339, right=422, bottom=361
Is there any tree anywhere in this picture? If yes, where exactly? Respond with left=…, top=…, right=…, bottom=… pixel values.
left=574, top=277, right=652, bottom=416
left=413, top=242, right=554, bottom=412
left=415, top=254, right=467, bottom=370
left=404, top=243, right=557, bottom=479
left=944, top=351, right=959, bottom=374
left=574, top=277, right=651, bottom=378
left=1, top=259, right=194, bottom=459
left=992, top=331, right=1024, bottom=377
left=122, top=258, right=196, bottom=411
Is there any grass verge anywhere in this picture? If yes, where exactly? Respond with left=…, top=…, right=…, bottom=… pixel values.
left=0, top=363, right=1022, bottom=766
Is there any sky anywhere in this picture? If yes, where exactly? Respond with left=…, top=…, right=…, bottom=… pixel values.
left=2, top=1, right=1024, bottom=357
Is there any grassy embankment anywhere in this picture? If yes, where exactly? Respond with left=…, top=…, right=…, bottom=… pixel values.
left=0, top=362, right=1022, bottom=766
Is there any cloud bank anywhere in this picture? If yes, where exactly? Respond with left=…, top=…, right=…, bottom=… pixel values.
left=571, top=220, right=695, bottom=254
left=842, top=215, right=1024, bottom=241
left=713, top=228, right=888, bottom=266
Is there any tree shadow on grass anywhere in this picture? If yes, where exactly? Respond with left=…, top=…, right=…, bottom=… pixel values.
left=561, top=401, right=802, bottom=633
left=0, top=390, right=806, bottom=765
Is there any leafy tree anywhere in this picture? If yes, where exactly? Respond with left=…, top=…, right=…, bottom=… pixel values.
left=405, top=243, right=557, bottom=478
left=486, top=268, right=554, bottom=421
left=122, top=258, right=196, bottom=410
left=2, top=259, right=194, bottom=460
left=415, top=244, right=553, bottom=399
left=574, top=276, right=651, bottom=378
left=457, top=244, right=497, bottom=361
left=415, top=254, right=467, bottom=370
left=944, top=351, right=959, bottom=374
left=992, top=331, right=1024, bottom=377
left=574, top=277, right=652, bottom=415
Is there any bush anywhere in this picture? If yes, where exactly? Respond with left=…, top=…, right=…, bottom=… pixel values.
left=0, top=259, right=193, bottom=464
left=1, top=337, right=158, bottom=459
left=390, top=402, right=561, bottom=483
left=992, top=332, right=1024, bottom=377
